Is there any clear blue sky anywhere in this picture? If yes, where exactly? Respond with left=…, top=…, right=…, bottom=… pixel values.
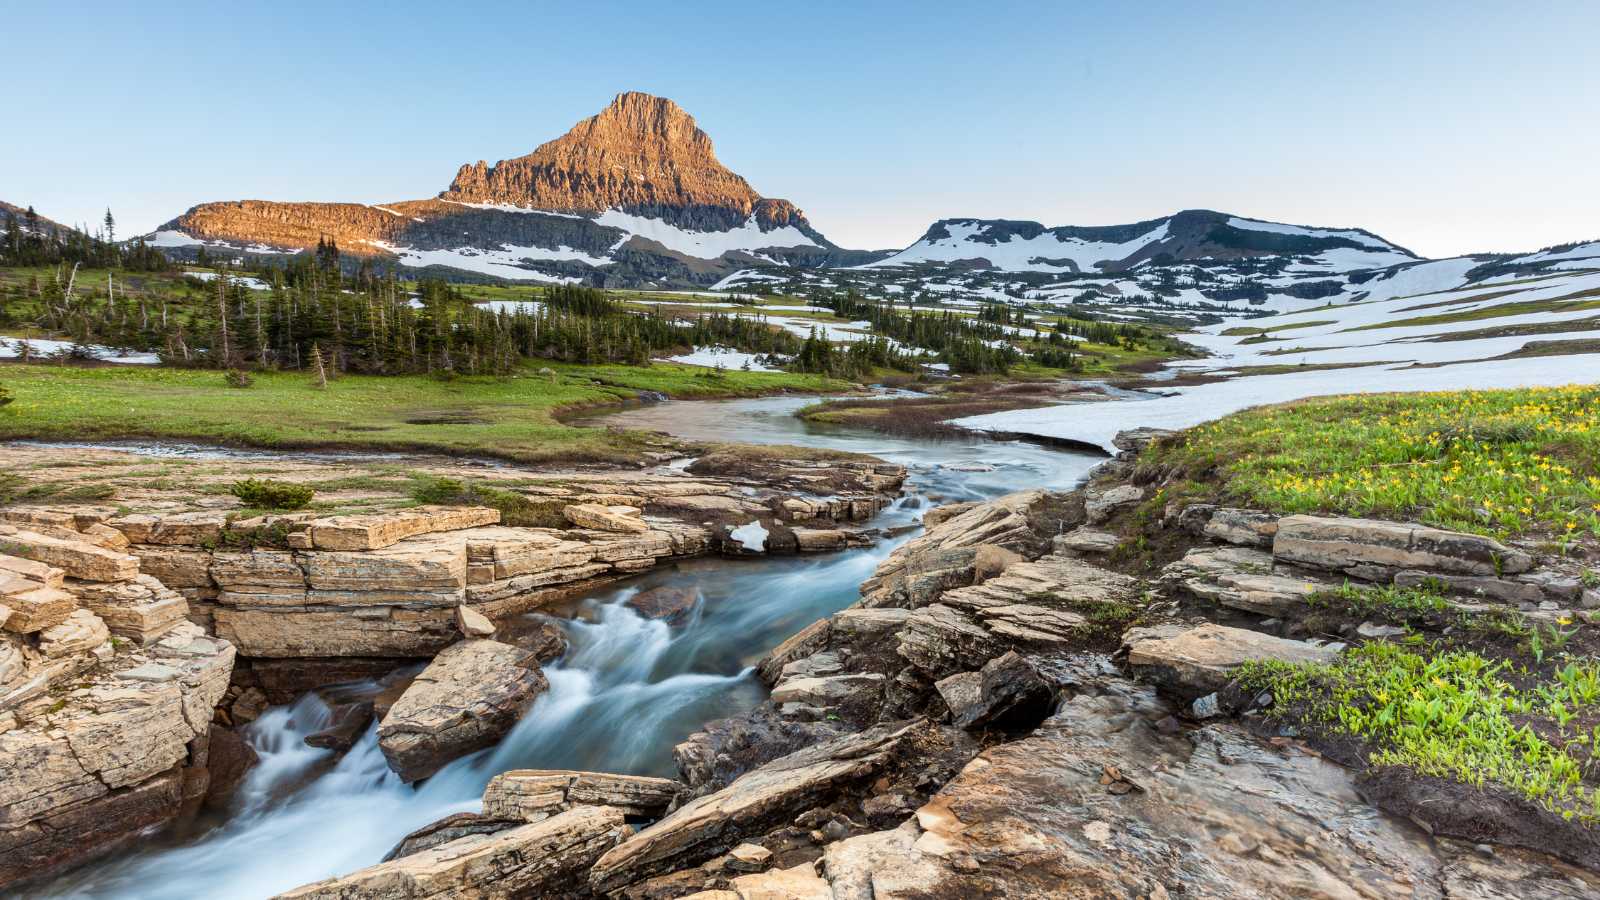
left=5, top=0, right=1596, bottom=257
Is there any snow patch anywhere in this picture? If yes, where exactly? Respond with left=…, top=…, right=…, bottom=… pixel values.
left=728, top=520, right=768, bottom=552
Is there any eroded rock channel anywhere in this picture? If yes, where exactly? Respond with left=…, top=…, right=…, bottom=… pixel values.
left=9, top=396, right=1599, bottom=898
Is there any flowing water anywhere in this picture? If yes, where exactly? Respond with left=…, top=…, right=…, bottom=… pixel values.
left=35, top=394, right=1102, bottom=899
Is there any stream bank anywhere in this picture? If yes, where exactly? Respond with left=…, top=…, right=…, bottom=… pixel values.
left=15, top=395, right=1100, bottom=897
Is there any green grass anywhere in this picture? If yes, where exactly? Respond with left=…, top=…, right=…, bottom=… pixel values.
left=1142, top=386, right=1600, bottom=539
left=1239, top=642, right=1600, bottom=823
left=0, top=362, right=847, bottom=464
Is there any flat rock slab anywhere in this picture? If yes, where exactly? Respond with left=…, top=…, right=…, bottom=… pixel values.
left=588, top=721, right=918, bottom=893
left=0, top=529, right=138, bottom=583
left=276, top=805, right=628, bottom=900
left=378, top=640, right=547, bottom=783
left=1274, top=514, right=1533, bottom=577
left=483, top=769, right=683, bottom=820
left=564, top=503, right=649, bottom=534
left=308, top=506, right=500, bottom=552
left=1123, top=622, right=1340, bottom=699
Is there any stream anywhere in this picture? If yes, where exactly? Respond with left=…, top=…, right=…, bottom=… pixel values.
left=33, top=394, right=1102, bottom=899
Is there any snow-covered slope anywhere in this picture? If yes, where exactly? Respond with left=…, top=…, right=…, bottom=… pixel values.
left=955, top=264, right=1600, bottom=451
left=863, top=209, right=1417, bottom=274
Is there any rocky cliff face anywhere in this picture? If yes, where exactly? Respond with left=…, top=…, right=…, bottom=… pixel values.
left=442, top=92, right=804, bottom=233
left=147, top=93, right=851, bottom=286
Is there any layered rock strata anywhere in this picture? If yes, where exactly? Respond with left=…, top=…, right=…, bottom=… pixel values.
left=0, top=538, right=234, bottom=889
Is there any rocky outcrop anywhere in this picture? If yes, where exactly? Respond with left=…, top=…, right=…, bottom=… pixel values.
left=440, top=92, right=812, bottom=234
left=0, top=544, right=233, bottom=888
left=1122, top=622, right=1341, bottom=700
left=377, top=640, right=548, bottom=782
left=713, top=680, right=1600, bottom=899
left=84, top=464, right=902, bottom=660
left=1273, top=514, right=1534, bottom=578
left=589, top=722, right=920, bottom=893
left=151, top=93, right=873, bottom=286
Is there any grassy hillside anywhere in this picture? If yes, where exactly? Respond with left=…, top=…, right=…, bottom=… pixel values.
left=0, top=362, right=847, bottom=464
left=1141, top=385, right=1600, bottom=541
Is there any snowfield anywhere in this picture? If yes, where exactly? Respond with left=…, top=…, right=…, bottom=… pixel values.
left=955, top=266, right=1600, bottom=452
left=0, top=337, right=160, bottom=364
left=662, top=345, right=784, bottom=372
left=369, top=241, right=595, bottom=281
left=957, top=356, right=1598, bottom=454
left=862, top=220, right=1171, bottom=273
left=595, top=210, right=821, bottom=259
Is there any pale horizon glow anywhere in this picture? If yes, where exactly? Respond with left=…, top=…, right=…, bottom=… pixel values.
left=4, top=0, right=1597, bottom=260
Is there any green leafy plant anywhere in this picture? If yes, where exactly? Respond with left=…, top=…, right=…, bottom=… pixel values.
left=229, top=478, right=314, bottom=510
left=1238, top=643, right=1599, bottom=824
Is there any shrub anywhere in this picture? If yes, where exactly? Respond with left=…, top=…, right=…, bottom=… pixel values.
left=409, top=475, right=567, bottom=527
left=225, top=369, right=255, bottom=389
left=230, top=478, right=315, bottom=510
left=0, top=384, right=12, bottom=406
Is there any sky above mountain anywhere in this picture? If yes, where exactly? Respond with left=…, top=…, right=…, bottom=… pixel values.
left=6, top=0, right=1596, bottom=258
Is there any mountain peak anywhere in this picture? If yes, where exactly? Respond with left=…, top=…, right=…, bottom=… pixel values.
left=439, top=91, right=798, bottom=231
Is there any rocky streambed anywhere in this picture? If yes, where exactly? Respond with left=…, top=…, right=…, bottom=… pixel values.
left=9, top=395, right=1600, bottom=898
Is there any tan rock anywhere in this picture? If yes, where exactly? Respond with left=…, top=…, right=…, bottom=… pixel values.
left=454, top=605, right=495, bottom=639
left=0, top=529, right=138, bottom=582
left=0, top=585, right=76, bottom=634
left=38, top=610, right=111, bottom=658
left=378, top=640, right=548, bottom=782
left=130, top=547, right=212, bottom=589
left=564, top=503, right=649, bottom=534
left=308, top=506, right=499, bottom=552
left=214, top=606, right=458, bottom=658
left=1123, top=623, right=1340, bottom=698
left=68, top=575, right=189, bottom=644
left=0, top=554, right=64, bottom=589
left=483, top=769, right=682, bottom=820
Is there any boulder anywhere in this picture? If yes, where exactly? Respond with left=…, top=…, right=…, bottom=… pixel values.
left=453, top=605, right=495, bottom=639
left=756, top=619, right=830, bottom=687
left=276, top=805, right=629, bottom=900
left=897, top=555, right=1138, bottom=678
left=1084, top=484, right=1144, bottom=525
left=626, top=585, right=700, bottom=624
left=770, top=673, right=885, bottom=709
left=304, top=701, right=374, bottom=752
left=935, top=651, right=1054, bottom=730
left=378, top=640, right=547, bottom=783
left=1185, top=570, right=1331, bottom=616
left=1111, top=427, right=1175, bottom=453
left=1204, top=508, right=1280, bottom=548
left=563, top=503, right=649, bottom=534
left=1053, top=528, right=1120, bottom=554
left=382, top=812, right=520, bottom=862
left=1122, top=623, right=1340, bottom=699
left=1273, top=514, right=1533, bottom=577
